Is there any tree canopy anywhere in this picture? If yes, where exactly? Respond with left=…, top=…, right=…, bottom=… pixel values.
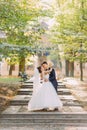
left=0, top=0, right=87, bottom=79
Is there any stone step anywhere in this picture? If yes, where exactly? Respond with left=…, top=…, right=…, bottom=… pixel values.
left=17, top=90, right=71, bottom=95
left=21, top=85, right=67, bottom=89
left=21, top=85, right=33, bottom=88
left=11, top=95, right=76, bottom=100
left=21, top=84, right=66, bottom=89
left=0, top=122, right=86, bottom=127
left=23, top=82, right=65, bottom=85
left=24, top=81, right=63, bottom=84
left=0, top=113, right=87, bottom=126
left=17, top=92, right=71, bottom=96
left=1, top=112, right=87, bottom=118
left=17, top=91, right=71, bottom=95
left=22, top=82, right=66, bottom=86
left=9, top=100, right=80, bottom=106
left=18, top=88, right=70, bottom=92
left=19, top=87, right=70, bottom=92
left=0, top=118, right=87, bottom=125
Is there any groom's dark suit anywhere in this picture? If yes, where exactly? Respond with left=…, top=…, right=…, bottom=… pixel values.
left=49, top=68, right=58, bottom=92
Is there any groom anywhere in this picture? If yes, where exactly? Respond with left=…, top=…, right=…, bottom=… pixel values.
left=42, top=61, right=58, bottom=92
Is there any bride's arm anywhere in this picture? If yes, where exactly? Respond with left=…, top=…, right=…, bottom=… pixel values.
left=44, top=68, right=52, bottom=74
left=40, top=73, right=43, bottom=80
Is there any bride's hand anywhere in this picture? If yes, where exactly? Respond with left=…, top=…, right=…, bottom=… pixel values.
left=44, top=79, right=48, bottom=82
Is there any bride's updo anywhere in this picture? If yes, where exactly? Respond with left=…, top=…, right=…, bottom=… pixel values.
left=48, top=61, right=54, bottom=68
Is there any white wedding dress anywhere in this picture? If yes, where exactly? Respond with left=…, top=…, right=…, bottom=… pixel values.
left=28, top=72, right=63, bottom=111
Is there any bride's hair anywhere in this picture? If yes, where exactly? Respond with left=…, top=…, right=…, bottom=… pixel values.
left=41, top=61, right=48, bottom=65
left=48, top=61, right=54, bottom=68
left=37, top=66, right=42, bottom=73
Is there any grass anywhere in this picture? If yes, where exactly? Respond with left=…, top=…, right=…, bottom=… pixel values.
left=0, top=76, right=21, bottom=84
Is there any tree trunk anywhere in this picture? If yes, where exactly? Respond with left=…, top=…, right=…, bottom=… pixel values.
left=19, top=57, right=25, bottom=73
left=80, top=61, right=83, bottom=81
left=70, top=62, right=74, bottom=77
left=65, top=60, right=69, bottom=77
left=9, top=64, right=15, bottom=75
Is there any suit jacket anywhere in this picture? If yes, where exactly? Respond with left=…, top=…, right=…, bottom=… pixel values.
left=49, top=68, right=58, bottom=92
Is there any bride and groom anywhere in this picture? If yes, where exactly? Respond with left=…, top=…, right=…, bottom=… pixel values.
left=28, top=61, right=63, bottom=111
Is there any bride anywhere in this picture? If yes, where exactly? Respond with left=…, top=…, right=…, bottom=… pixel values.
left=28, top=65, right=63, bottom=111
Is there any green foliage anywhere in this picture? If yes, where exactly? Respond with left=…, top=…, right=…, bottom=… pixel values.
left=5, top=54, right=18, bottom=65
left=50, top=0, right=87, bottom=62
left=1, top=0, right=86, bottom=69
left=0, top=0, right=53, bottom=66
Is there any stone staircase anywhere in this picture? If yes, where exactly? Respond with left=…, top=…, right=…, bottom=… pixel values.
left=0, top=81, right=87, bottom=127
left=9, top=82, right=81, bottom=107
left=0, top=113, right=87, bottom=126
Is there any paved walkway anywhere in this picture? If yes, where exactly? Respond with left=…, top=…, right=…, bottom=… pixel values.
left=62, top=78, right=87, bottom=111
left=0, top=125, right=87, bottom=130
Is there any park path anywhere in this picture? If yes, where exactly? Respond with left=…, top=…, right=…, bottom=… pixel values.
left=0, top=80, right=87, bottom=130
